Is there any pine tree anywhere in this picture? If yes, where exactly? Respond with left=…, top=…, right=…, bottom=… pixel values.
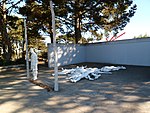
left=0, top=0, right=23, bottom=63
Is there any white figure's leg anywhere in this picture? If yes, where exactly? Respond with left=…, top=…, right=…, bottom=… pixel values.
left=33, top=69, right=38, bottom=80
left=32, top=64, right=38, bottom=80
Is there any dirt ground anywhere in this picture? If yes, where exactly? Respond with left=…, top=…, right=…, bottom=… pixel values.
left=0, top=63, right=150, bottom=113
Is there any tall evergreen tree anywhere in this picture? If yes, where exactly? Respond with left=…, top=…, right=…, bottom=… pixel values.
left=19, top=0, right=54, bottom=43
left=19, top=0, right=137, bottom=44
left=0, top=0, right=23, bottom=63
left=54, top=0, right=137, bottom=43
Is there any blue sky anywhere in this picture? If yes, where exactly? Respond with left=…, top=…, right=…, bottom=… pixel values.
left=120, top=0, right=150, bottom=40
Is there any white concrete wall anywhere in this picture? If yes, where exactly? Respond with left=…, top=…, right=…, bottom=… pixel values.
left=48, top=44, right=85, bottom=67
left=86, top=38, right=150, bottom=66
left=48, top=38, right=150, bottom=67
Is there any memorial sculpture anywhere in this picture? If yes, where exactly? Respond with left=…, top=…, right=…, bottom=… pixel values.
left=30, top=48, right=38, bottom=80
left=55, top=66, right=126, bottom=83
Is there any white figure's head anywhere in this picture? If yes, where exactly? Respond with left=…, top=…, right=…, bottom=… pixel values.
left=30, top=48, right=34, bottom=53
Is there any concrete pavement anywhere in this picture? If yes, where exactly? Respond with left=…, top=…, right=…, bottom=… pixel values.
left=0, top=63, right=150, bottom=113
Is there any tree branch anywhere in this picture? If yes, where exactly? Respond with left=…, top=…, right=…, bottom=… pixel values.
left=6, top=0, right=23, bottom=12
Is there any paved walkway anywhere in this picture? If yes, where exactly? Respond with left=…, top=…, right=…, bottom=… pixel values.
left=0, top=63, right=150, bottom=113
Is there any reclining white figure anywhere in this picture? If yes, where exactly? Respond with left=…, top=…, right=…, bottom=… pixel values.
left=30, top=48, right=38, bottom=80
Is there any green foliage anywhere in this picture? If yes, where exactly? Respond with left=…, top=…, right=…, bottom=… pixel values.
left=87, top=37, right=94, bottom=42
left=134, top=34, right=150, bottom=39
left=57, top=34, right=75, bottom=43
left=7, top=17, right=24, bottom=41
left=53, top=0, right=137, bottom=43
left=18, top=0, right=137, bottom=44
left=0, top=0, right=25, bottom=65
left=19, top=0, right=54, bottom=43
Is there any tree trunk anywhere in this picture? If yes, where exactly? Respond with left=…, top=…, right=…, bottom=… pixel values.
left=2, top=24, right=12, bottom=62
left=50, top=31, right=53, bottom=43
left=74, top=1, right=81, bottom=44
left=49, top=19, right=53, bottom=43
left=75, top=16, right=81, bottom=44
left=1, top=1, right=12, bottom=63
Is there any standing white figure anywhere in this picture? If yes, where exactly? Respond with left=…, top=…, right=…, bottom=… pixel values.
left=30, top=48, right=38, bottom=80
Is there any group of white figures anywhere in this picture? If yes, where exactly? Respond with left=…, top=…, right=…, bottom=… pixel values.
left=58, top=65, right=126, bottom=83
left=29, top=48, right=126, bottom=82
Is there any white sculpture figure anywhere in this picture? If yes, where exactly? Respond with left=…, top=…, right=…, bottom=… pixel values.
left=30, top=48, right=38, bottom=80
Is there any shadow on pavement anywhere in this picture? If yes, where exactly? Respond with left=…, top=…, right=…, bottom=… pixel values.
left=0, top=63, right=150, bottom=113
